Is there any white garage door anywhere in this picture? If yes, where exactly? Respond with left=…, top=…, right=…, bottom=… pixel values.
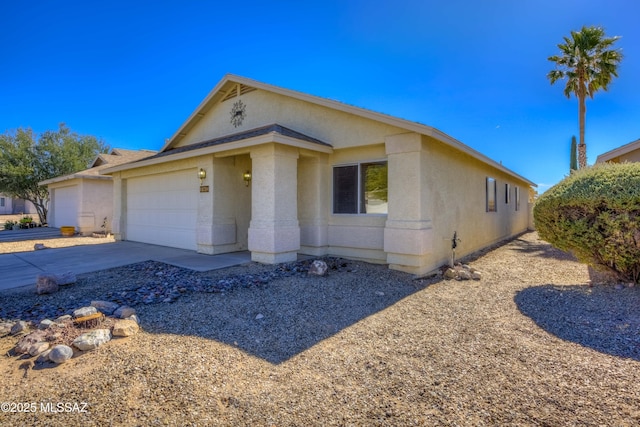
left=53, top=185, right=78, bottom=228
left=126, top=169, right=198, bottom=250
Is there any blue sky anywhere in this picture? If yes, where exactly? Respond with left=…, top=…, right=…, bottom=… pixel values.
left=1, top=1, right=639, bottom=192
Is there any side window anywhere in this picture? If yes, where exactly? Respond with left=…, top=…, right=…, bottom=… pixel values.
left=515, top=186, right=521, bottom=211
left=333, top=165, right=358, bottom=214
left=486, top=177, right=497, bottom=212
left=333, top=162, right=388, bottom=214
left=505, top=183, right=511, bottom=204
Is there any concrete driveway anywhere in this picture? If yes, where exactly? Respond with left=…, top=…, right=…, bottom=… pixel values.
left=0, top=240, right=251, bottom=291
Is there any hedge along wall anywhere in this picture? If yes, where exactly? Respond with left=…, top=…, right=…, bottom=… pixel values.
left=533, top=162, right=640, bottom=283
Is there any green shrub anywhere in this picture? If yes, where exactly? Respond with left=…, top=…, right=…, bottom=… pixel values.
left=534, top=162, right=640, bottom=283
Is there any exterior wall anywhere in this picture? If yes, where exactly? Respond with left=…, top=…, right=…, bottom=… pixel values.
left=78, top=179, right=113, bottom=234
left=325, top=144, right=388, bottom=262
left=422, top=135, right=530, bottom=271
left=0, top=194, right=13, bottom=215
left=0, top=194, right=37, bottom=215
left=176, top=89, right=406, bottom=150
left=48, top=179, right=113, bottom=233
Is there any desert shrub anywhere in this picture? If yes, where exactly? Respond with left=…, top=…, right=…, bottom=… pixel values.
left=534, top=162, right=640, bottom=283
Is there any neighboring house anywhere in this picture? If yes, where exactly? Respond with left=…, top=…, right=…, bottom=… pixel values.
left=0, top=193, right=37, bottom=215
left=103, top=74, right=535, bottom=275
left=595, top=138, right=640, bottom=163
left=40, top=149, right=156, bottom=234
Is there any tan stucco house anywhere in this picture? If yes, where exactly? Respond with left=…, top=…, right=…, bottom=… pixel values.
left=596, top=138, right=640, bottom=164
left=103, top=74, right=535, bottom=275
left=40, top=148, right=155, bottom=234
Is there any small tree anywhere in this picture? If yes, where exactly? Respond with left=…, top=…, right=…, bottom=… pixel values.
left=570, top=135, right=578, bottom=173
left=0, top=123, right=109, bottom=224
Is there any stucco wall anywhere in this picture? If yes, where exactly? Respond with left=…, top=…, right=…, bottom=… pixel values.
left=423, top=136, right=530, bottom=269
left=79, top=179, right=114, bottom=234
left=175, top=89, right=406, bottom=150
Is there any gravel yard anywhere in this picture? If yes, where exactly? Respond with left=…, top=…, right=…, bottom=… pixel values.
left=1, top=231, right=639, bottom=426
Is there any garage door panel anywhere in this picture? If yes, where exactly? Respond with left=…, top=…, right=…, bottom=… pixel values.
left=126, top=170, right=197, bottom=250
left=53, top=186, right=78, bottom=228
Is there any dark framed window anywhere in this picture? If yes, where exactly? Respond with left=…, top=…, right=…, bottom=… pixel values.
left=505, top=183, right=511, bottom=204
left=333, top=162, right=388, bottom=214
left=486, top=177, right=497, bottom=212
left=0, top=198, right=4, bottom=207
left=515, top=186, right=521, bottom=211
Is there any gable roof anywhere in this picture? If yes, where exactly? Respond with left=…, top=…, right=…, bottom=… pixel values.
left=39, top=148, right=156, bottom=185
left=596, top=138, right=640, bottom=163
left=152, top=74, right=534, bottom=186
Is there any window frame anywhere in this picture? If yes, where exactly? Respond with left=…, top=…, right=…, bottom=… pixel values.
left=505, top=183, right=511, bottom=204
left=0, top=197, right=4, bottom=208
left=486, top=177, right=497, bottom=212
left=515, top=186, right=521, bottom=211
left=332, top=160, right=388, bottom=215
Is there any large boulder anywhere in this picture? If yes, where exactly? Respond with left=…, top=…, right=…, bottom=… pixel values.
left=49, top=345, right=74, bottom=363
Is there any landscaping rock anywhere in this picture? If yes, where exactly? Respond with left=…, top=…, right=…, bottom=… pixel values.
left=472, top=271, right=483, bottom=280
left=73, top=329, right=111, bottom=351
left=112, top=319, right=139, bottom=337
left=0, top=322, right=12, bottom=337
left=444, top=268, right=457, bottom=279
left=38, top=319, right=54, bottom=330
left=36, top=349, right=51, bottom=364
left=34, top=243, right=47, bottom=250
left=308, top=260, right=329, bottom=276
left=73, top=306, right=98, bottom=318
left=126, top=314, right=140, bottom=324
left=458, top=270, right=472, bottom=280
left=28, top=341, right=49, bottom=357
left=91, top=300, right=119, bottom=315
left=53, top=271, right=76, bottom=286
left=14, top=331, right=46, bottom=354
left=54, top=315, right=72, bottom=323
left=49, top=345, right=73, bottom=364
left=113, top=306, right=136, bottom=319
left=11, top=321, right=29, bottom=335
left=36, top=275, right=59, bottom=295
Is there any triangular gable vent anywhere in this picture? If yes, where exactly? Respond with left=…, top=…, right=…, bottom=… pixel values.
left=221, top=84, right=256, bottom=102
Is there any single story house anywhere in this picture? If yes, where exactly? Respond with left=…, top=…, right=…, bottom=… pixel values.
left=596, top=138, right=640, bottom=163
left=0, top=194, right=37, bottom=215
left=40, top=148, right=155, bottom=234
left=103, top=74, right=535, bottom=275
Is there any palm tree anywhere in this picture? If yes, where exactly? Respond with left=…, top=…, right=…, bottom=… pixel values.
left=547, top=26, right=623, bottom=169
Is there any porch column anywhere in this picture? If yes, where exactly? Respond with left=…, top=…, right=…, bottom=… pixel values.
left=384, top=133, right=434, bottom=275
left=112, top=172, right=125, bottom=241
left=248, top=144, right=300, bottom=263
left=298, top=154, right=329, bottom=256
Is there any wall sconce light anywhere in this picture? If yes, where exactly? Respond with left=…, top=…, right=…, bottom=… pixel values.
left=243, top=171, right=252, bottom=187
left=198, top=168, right=206, bottom=185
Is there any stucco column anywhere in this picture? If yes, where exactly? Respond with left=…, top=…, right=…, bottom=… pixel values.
left=298, top=154, right=329, bottom=256
left=248, top=143, right=300, bottom=263
left=112, top=172, right=125, bottom=241
left=384, top=133, right=434, bottom=275
left=196, top=157, right=215, bottom=254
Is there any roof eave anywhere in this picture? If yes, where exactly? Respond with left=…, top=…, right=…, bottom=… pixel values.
left=103, top=132, right=333, bottom=175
